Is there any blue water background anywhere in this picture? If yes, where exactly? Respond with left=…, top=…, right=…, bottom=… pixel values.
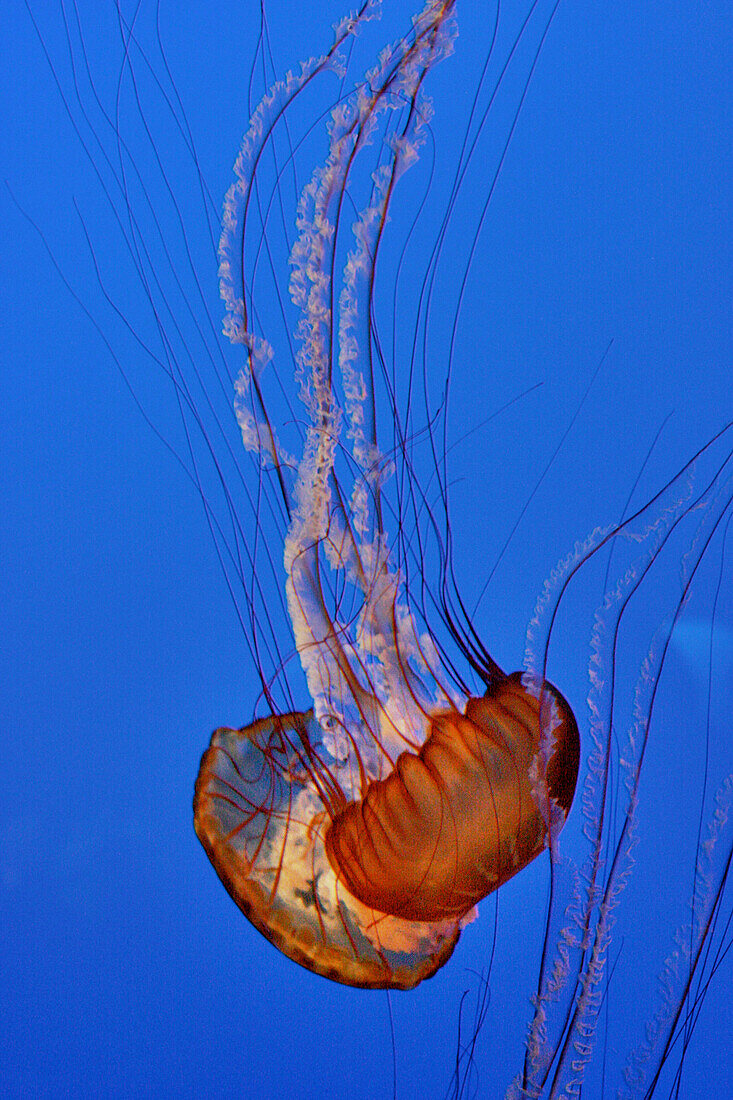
left=1, top=2, right=731, bottom=1096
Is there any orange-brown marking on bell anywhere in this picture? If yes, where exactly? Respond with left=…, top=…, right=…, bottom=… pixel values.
left=324, top=673, right=580, bottom=922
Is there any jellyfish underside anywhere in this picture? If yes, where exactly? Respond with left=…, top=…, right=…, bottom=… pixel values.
left=194, top=672, right=579, bottom=988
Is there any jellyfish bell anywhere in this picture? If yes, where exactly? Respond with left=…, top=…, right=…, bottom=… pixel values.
left=194, top=669, right=580, bottom=987
left=323, top=673, right=579, bottom=922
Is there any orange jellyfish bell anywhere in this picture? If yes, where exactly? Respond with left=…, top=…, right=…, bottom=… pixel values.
left=323, top=674, right=579, bottom=924
left=193, top=0, right=581, bottom=988
left=194, top=671, right=579, bottom=988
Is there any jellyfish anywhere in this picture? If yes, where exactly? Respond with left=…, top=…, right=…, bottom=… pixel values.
left=30, top=0, right=732, bottom=1095
left=188, top=2, right=732, bottom=1088
left=193, top=0, right=581, bottom=990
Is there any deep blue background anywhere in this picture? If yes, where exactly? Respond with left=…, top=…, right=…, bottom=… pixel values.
left=2, top=2, right=731, bottom=1097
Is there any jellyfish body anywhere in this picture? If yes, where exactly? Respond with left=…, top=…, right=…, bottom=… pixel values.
left=189, top=0, right=583, bottom=989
